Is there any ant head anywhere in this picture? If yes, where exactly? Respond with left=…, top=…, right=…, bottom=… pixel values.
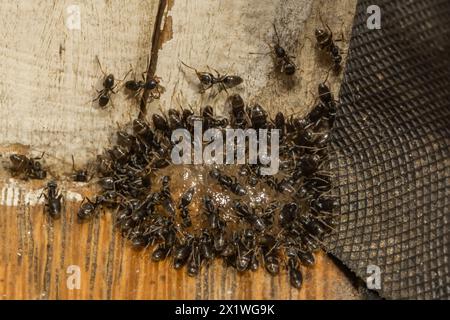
left=284, top=63, right=296, bottom=75
left=162, top=175, right=170, bottom=184
left=47, top=180, right=57, bottom=188
left=152, top=113, right=169, bottom=131
left=197, top=72, right=213, bottom=86
left=274, top=44, right=286, bottom=58
left=318, top=82, right=329, bottom=92
left=315, top=28, right=327, bottom=40
left=209, top=168, right=220, bottom=179
left=103, top=74, right=115, bottom=88
left=145, top=78, right=158, bottom=90
left=180, top=61, right=213, bottom=85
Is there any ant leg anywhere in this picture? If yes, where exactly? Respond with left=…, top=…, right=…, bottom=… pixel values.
left=206, top=65, right=221, bottom=79
left=108, top=95, right=115, bottom=109
left=133, top=87, right=143, bottom=98
left=222, top=83, right=229, bottom=95
left=153, top=87, right=162, bottom=99
left=92, top=90, right=104, bottom=102
left=34, top=152, right=46, bottom=161
left=199, top=83, right=213, bottom=94
left=38, top=191, right=48, bottom=202
left=141, top=71, right=147, bottom=81
left=249, top=51, right=271, bottom=55
left=334, top=22, right=345, bottom=42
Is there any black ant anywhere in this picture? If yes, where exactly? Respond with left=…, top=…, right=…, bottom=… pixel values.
left=251, top=24, right=298, bottom=76
left=125, top=65, right=163, bottom=99
left=93, top=56, right=130, bottom=107
left=210, top=169, right=247, bottom=196
left=77, top=196, right=102, bottom=221
left=40, top=181, right=64, bottom=219
left=199, top=229, right=215, bottom=261
left=203, top=195, right=224, bottom=231
left=180, top=61, right=243, bottom=94
left=314, top=15, right=343, bottom=71
left=226, top=94, right=248, bottom=128
left=234, top=201, right=266, bottom=232
left=9, top=152, right=47, bottom=180
left=173, top=236, right=194, bottom=269
left=287, top=256, right=303, bottom=289
left=272, top=24, right=297, bottom=75
left=179, top=187, right=195, bottom=227
left=71, top=155, right=91, bottom=182
left=160, top=176, right=175, bottom=216
left=303, top=68, right=337, bottom=127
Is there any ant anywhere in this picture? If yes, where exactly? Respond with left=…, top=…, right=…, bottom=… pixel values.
left=251, top=24, right=298, bottom=76
left=40, top=181, right=64, bottom=219
left=160, top=176, right=176, bottom=216
left=71, top=155, right=91, bottom=182
left=93, top=56, right=130, bottom=108
left=180, top=61, right=243, bottom=94
left=226, top=94, right=249, bottom=129
left=247, top=103, right=268, bottom=129
left=125, top=64, right=163, bottom=99
left=179, top=187, right=195, bottom=227
left=234, top=201, right=266, bottom=232
left=77, top=196, right=102, bottom=221
left=203, top=195, right=224, bottom=231
left=9, top=152, right=47, bottom=180
left=210, top=169, right=247, bottom=196
left=287, top=255, right=303, bottom=289
left=314, top=15, right=343, bottom=71
left=199, top=229, right=215, bottom=261
left=173, top=235, right=194, bottom=269
left=312, top=69, right=338, bottom=127
left=260, top=234, right=280, bottom=275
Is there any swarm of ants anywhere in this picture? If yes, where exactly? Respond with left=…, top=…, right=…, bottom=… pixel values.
left=6, top=21, right=342, bottom=290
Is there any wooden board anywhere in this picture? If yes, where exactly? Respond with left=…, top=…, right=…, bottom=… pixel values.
left=0, top=0, right=159, bottom=170
left=0, top=0, right=361, bottom=299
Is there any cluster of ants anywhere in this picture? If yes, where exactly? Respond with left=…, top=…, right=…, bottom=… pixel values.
left=5, top=21, right=342, bottom=289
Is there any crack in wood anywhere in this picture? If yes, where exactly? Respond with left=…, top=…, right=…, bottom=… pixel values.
left=139, top=0, right=169, bottom=117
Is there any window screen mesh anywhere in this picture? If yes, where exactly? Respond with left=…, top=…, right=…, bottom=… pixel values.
left=325, top=0, right=450, bottom=299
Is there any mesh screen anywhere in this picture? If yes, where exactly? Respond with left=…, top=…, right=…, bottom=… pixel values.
left=325, top=0, right=450, bottom=299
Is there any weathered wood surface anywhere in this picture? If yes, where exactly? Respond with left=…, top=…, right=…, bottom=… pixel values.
left=0, top=0, right=360, bottom=299
left=0, top=0, right=159, bottom=170
left=0, top=197, right=362, bottom=300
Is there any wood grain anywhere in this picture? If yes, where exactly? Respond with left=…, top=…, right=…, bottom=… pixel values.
left=0, top=0, right=361, bottom=299
left=0, top=190, right=361, bottom=299
left=0, top=0, right=159, bottom=170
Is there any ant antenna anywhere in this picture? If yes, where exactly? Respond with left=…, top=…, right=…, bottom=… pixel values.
left=317, top=10, right=333, bottom=35
left=272, top=23, right=281, bottom=44
left=118, top=69, right=132, bottom=83
left=180, top=60, right=198, bottom=73
left=95, top=55, right=106, bottom=76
